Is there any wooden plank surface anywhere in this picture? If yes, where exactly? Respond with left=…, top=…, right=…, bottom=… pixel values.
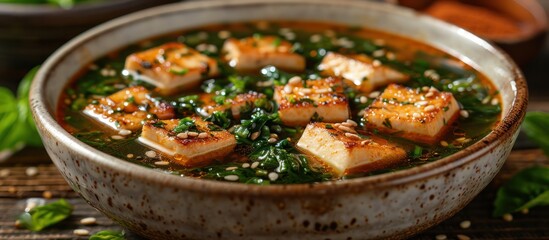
left=1, top=149, right=548, bottom=240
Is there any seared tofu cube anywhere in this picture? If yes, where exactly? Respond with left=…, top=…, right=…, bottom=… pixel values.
left=125, top=42, right=219, bottom=95
left=139, top=117, right=236, bottom=167
left=83, top=86, right=175, bottom=131
left=297, top=122, right=406, bottom=176
left=319, top=52, right=408, bottom=93
left=222, top=36, right=305, bottom=72
left=201, top=92, right=266, bottom=119
left=363, top=84, right=460, bottom=144
left=273, top=77, right=349, bottom=126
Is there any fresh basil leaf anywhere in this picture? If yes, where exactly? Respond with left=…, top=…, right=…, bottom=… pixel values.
left=89, top=230, right=126, bottom=240
left=18, top=199, right=73, bottom=232
left=493, top=166, right=549, bottom=217
left=522, top=112, right=549, bottom=156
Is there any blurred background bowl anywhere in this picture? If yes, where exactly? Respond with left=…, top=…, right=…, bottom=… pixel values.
left=0, top=0, right=178, bottom=90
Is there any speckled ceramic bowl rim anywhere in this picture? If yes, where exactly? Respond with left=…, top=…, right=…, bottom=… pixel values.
left=31, top=0, right=527, bottom=197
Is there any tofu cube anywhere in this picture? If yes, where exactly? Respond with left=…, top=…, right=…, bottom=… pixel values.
left=83, top=86, right=175, bottom=131
left=319, top=52, right=408, bottom=93
left=273, top=77, right=349, bottom=126
left=297, top=122, right=407, bottom=176
left=139, top=117, right=236, bottom=167
left=200, top=92, right=266, bottom=119
left=125, top=42, right=219, bottom=95
left=363, top=84, right=460, bottom=144
left=222, top=36, right=305, bottom=72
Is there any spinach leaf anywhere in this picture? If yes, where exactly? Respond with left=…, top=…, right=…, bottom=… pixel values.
left=18, top=199, right=73, bottom=232
left=522, top=112, right=549, bottom=156
left=89, top=230, right=126, bottom=240
left=493, top=166, right=549, bottom=217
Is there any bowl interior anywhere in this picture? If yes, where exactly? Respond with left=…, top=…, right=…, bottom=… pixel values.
left=32, top=0, right=526, bottom=191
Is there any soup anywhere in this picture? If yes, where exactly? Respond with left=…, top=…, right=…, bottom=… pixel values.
left=57, top=21, right=501, bottom=184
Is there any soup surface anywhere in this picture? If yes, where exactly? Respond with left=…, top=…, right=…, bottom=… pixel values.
left=58, top=21, right=501, bottom=184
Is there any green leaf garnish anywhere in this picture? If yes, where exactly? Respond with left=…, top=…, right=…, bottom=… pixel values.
left=169, top=67, right=189, bottom=75
left=89, top=230, right=126, bottom=240
left=522, top=112, right=549, bottom=156
left=18, top=199, right=73, bottom=232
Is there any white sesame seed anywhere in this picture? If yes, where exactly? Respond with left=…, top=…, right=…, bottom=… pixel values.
left=154, top=161, right=169, bottom=166
left=269, top=133, right=278, bottom=138
left=373, top=39, right=385, bottom=46
left=268, top=172, right=279, bottom=181
left=435, top=234, right=447, bottom=240
left=288, top=76, right=302, bottom=85
left=456, top=137, right=467, bottom=142
left=196, top=43, right=208, bottom=52
left=373, top=49, right=385, bottom=57
left=250, top=131, right=260, bottom=140
left=111, top=135, right=124, bottom=140
left=299, top=88, right=312, bottom=94
left=100, top=69, right=109, bottom=77
left=429, top=87, right=439, bottom=92
left=207, top=45, right=218, bottom=53
left=145, top=151, right=157, bottom=158
left=118, top=129, right=132, bottom=136
left=73, top=229, right=90, bottom=236
left=310, top=34, right=322, bottom=43
left=424, top=105, right=436, bottom=112
left=315, top=88, right=332, bottom=94
left=25, top=198, right=45, bottom=212
left=242, top=163, right=250, bottom=168
left=502, top=213, right=513, bottom=222
left=459, top=220, right=471, bottom=229
left=344, top=132, right=361, bottom=140
left=251, top=161, right=260, bottom=169
left=338, top=125, right=355, bottom=133
left=386, top=52, right=396, bottom=60
left=25, top=167, right=38, bottom=177
left=360, top=96, right=368, bottom=104
left=284, top=32, right=296, bottom=40
left=218, top=30, right=231, bottom=39
left=456, top=234, right=471, bottom=240
left=188, top=131, right=199, bottom=137
left=268, top=138, right=277, bottom=143
left=80, top=217, right=97, bottom=225
left=491, top=98, right=499, bottom=105
left=177, top=132, right=188, bottom=139
left=361, top=140, right=371, bottom=145
left=425, top=92, right=434, bottom=98
left=198, top=132, right=209, bottom=139
left=0, top=169, right=9, bottom=178
left=127, top=154, right=134, bottom=158
left=416, top=100, right=429, bottom=106
left=358, top=110, right=365, bottom=116
left=372, top=60, right=382, bottom=67
left=368, top=91, right=381, bottom=98
left=440, top=141, right=449, bottom=147
left=460, top=110, right=469, bottom=118
left=413, top=112, right=421, bottom=118
left=283, top=85, right=293, bottom=94
left=521, top=208, right=529, bottom=214
left=226, top=166, right=238, bottom=171
left=346, top=119, right=358, bottom=127
left=224, top=175, right=239, bottom=181
left=482, top=96, right=490, bottom=104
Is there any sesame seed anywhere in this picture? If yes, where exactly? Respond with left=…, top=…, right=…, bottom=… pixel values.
left=0, top=169, right=9, bottom=178
left=268, top=138, right=277, bottom=143
left=358, top=110, right=365, bottom=116
left=338, top=125, right=355, bottom=133
left=218, top=30, right=231, bottom=39
left=177, top=132, right=188, bottom=139
left=25, top=167, right=38, bottom=177
left=154, top=161, right=169, bottom=166
left=251, top=161, right=260, bottom=169
left=250, top=131, right=260, bottom=140
left=270, top=133, right=278, bottom=138
left=80, top=217, right=97, bottom=225
left=521, top=208, right=529, bottom=214
left=299, top=88, right=312, bottom=94
left=283, top=85, right=293, bottom=94
left=491, top=98, right=499, bottom=105
left=288, top=76, right=302, bottom=85
left=456, top=234, right=471, bottom=240
left=424, top=105, right=436, bottom=112
left=440, top=141, right=449, bottom=147
left=242, top=163, right=250, bottom=168
left=435, top=234, right=447, bottom=240
left=368, top=91, right=380, bottom=98
left=198, top=132, right=209, bottom=138
left=73, top=229, right=90, bottom=236
left=459, top=220, right=471, bottom=229
left=482, top=96, right=490, bottom=104
left=502, top=213, right=513, bottom=222
left=346, top=119, right=358, bottom=127
left=284, top=32, right=296, bottom=40
left=361, top=140, right=371, bottom=145
left=345, top=132, right=361, bottom=140
left=42, top=191, right=53, bottom=199
left=226, top=166, right=238, bottom=171
left=25, top=198, right=45, bottom=212
left=425, top=92, right=434, bottom=98
left=224, top=175, right=239, bottom=181
left=373, top=49, right=385, bottom=57
left=111, top=135, right=124, bottom=140
left=460, top=110, right=469, bottom=118
left=207, top=45, right=218, bottom=53
left=118, top=129, right=132, bottom=136
left=372, top=60, right=381, bottom=67
left=360, top=96, right=368, bottom=104
left=268, top=172, right=279, bottom=181
left=456, top=137, right=467, bottom=142
left=386, top=52, right=396, bottom=60
left=413, top=112, right=421, bottom=118
left=315, top=88, right=332, bottom=94
left=416, top=101, right=429, bottom=106
left=188, top=131, right=199, bottom=137
left=145, top=150, right=157, bottom=158
left=422, top=86, right=430, bottom=92
left=127, top=154, right=134, bottom=158
left=310, top=34, right=322, bottom=43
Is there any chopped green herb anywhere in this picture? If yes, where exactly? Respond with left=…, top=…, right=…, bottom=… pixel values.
left=382, top=118, right=392, bottom=129
left=89, top=230, right=126, bottom=240
left=169, top=68, right=189, bottom=75
left=172, top=117, right=196, bottom=133
left=18, top=199, right=73, bottom=232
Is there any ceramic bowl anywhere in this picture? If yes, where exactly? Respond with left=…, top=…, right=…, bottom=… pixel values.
left=30, top=0, right=527, bottom=239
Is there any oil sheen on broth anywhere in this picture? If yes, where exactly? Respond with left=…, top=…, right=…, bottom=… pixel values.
left=57, top=21, right=501, bottom=185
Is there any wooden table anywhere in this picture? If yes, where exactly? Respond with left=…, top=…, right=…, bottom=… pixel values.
left=2, top=4, right=549, bottom=240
